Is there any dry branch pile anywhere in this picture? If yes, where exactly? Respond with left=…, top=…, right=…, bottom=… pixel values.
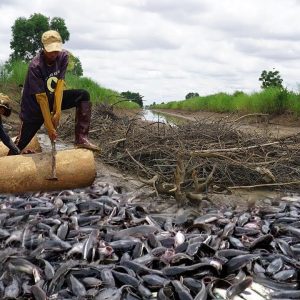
left=60, top=106, right=300, bottom=203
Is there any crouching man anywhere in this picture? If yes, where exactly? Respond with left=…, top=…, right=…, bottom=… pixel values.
left=9, top=30, right=100, bottom=155
left=0, top=100, right=20, bottom=155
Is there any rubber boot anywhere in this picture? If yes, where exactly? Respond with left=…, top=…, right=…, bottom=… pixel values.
left=75, top=101, right=100, bottom=151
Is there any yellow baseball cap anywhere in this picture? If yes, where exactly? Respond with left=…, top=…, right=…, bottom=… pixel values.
left=41, top=30, right=62, bottom=52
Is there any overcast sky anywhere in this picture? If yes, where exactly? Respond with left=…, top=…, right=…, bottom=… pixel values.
left=1, top=0, right=300, bottom=105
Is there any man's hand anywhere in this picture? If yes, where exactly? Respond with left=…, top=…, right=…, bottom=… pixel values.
left=48, top=129, right=57, bottom=141
left=51, top=113, right=61, bottom=129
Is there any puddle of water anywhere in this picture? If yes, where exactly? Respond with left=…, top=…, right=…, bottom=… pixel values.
left=142, top=109, right=185, bottom=125
left=37, top=134, right=73, bottom=152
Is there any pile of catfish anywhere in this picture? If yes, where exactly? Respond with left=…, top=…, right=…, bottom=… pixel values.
left=0, top=181, right=300, bottom=299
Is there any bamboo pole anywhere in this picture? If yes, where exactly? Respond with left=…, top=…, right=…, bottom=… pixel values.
left=0, top=149, right=96, bottom=194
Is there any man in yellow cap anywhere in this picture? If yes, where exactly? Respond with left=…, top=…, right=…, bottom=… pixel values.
left=0, top=99, right=20, bottom=155
left=9, top=30, right=100, bottom=154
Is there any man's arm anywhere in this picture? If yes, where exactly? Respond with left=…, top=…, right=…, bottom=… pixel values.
left=0, top=121, right=20, bottom=154
left=52, top=51, right=68, bottom=128
left=35, top=92, right=57, bottom=141
left=52, top=79, right=64, bottom=128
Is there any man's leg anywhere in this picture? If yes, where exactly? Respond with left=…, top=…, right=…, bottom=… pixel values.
left=7, top=121, right=42, bottom=155
left=61, top=89, right=89, bottom=110
left=62, top=89, right=100, bottom=151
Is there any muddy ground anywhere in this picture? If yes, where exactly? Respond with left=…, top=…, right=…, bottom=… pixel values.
left=96, top=108, right=300, bottom=210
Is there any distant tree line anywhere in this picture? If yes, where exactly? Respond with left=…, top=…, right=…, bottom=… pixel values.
left=182, top=68, right=284, bottom=101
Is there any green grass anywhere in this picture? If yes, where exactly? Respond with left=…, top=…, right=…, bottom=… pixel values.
left=234, top=88, right=288, bottom=114
left=0, top=60, right=139, bottom=109
left=0, top=60, right=28, bottom=89
left=152, top=87, right=300, bottom=116
left=65, top=74, right=138, bottom=108
left=154, top=92, right=236, bottom=112
left=285, top=91, right=300, bottom=116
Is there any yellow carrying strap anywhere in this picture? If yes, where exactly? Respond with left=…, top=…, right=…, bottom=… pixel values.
left=35, top=92, right=55, bottom=135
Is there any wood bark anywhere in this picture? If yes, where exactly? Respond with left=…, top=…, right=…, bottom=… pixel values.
left=0, top=149, right=96, bottom=194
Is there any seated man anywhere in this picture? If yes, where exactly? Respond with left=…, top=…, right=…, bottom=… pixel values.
left=0, top=100, right=20, bottom=155
left=9, top=30, right=100, bottom=155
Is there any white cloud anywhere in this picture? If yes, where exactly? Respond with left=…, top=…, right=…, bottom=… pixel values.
left=1, top=0, right=300, bottom=104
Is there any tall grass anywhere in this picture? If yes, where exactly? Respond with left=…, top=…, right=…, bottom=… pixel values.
left=153, top=87, right=300, bottom=116
left=0, top=59, right=139, bottom=109
left=8, top=60, right=28, bottom=86
left=234, top=88, right=289, bottom=114
left=0, top=60, right=28, bottom=89
left=154, top=92, right=236, bottom=112
left=65, top=74, right=138, bottom=108
left=182, top=93, right=233, bottom=112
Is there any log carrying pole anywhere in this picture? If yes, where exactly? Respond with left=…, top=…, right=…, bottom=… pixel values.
left=0, top=149, right=96, bottom=194
left=0, top=135, right=41, bottom=157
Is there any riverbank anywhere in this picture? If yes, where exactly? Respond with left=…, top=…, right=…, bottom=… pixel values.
left=150, top=108, right=300, bottom=139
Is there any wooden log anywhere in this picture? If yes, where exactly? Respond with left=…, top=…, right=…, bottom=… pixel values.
left=0, top=135, right=41, bottom=157
left=0, top=149, right=96, bottom=194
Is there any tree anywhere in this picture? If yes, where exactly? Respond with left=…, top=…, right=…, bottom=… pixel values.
left=67, top=52, right=83, bottom=76
left=10, top=13, right=70, bottom=61
left=121, top=91, right=144, bottom=107
left=259, top=69, right=283, bottom=89
left=50, top=17, right=70, bottom=39
left=185, top=92, right=199, bottom=100
left=233, top=90, right=245, bottom=97
left=72, top=56, right=83, bottom=77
